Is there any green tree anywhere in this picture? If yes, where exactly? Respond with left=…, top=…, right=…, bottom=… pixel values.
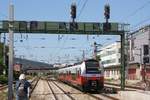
left=0, top=43, right=8, bottom=75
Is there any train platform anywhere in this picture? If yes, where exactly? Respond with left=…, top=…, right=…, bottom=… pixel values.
left=118, top=90, right=150, bottom=100
left=105, top=79, right=150, bottom=89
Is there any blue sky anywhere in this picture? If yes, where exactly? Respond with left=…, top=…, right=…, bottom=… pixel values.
left=0, top=0, right=150, bottom=64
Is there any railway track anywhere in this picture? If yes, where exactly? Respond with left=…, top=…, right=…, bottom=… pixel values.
left=104, top=82, right=144, bottom=90
left=29, top=77, right=120, bottom=100
left=29, top=77, right=40, bottom=97
left=29, top=78, right=149, bottom=100
left=47, top=79, right=76, bottom=100
left=46, top=79, right=58, bottom=100
left=47, top=78, right=119, bottom=100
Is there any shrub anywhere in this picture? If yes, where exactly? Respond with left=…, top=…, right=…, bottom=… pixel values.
left=0, top=75, right=8, bottom=84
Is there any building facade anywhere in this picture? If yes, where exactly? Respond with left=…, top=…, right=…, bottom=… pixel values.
left=98, top=25, right=150, bottom=80
left=98, top=42, right=121, bottom=80
left=128, top=25, right=150, bottom=80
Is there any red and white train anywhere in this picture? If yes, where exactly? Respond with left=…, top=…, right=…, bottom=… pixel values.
left=57, top=59, right=104, bottom=92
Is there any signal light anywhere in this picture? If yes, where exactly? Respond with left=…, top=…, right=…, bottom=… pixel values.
left=104, top=4, right=110, bottom=20
left=71, top=3, right=76, bottom=19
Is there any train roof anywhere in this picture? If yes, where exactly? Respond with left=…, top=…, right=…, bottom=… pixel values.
left=57, top=59, right=98, bottom=70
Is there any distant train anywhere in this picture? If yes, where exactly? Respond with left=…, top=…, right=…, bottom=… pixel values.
left=57, top=59, right=104, bottom=92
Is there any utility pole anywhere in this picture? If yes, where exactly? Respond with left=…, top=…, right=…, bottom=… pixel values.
left=121, top=33, right=125, bottom=90
left=0, top=33, right=1, bottom=42
left=93, top=42, right=102, bottom=60
left=139, top=47, right=142, bottom=80
left=8, top=2, right=14, bottom=100
left=82, top=50, right=85, bottom=61
left=125, top=33, right=129, bottom=80
left=149, top=25, right=150, bottom=70
left=3, top=33, right=6, bottom=75
left=94, top=42, right=97, bottom=59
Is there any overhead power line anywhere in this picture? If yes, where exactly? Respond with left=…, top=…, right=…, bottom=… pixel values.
left=130, top=16, right=150, bottom=31
left=77, top=0, right=82, bottom=6
left=120, top=0, right=150, bottom=21
left=77, top=0, right=89, bottom=19
left=0, top=13, right=8, bottom=19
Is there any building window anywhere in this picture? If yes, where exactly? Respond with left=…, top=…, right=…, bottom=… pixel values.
left=118, top=48, right=121, bottom=53
left=102, top=59, right=116, bottom=64
left=119, top=58, right=121, bottom=63
left=0, top=22, right=2, bottom=29
left=100, top=50, right=117, bottom=57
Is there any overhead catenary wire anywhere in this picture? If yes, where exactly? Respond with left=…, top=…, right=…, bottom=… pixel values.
left=0, top=13, right=8, bottom=19
left=120, top=0, right=150, bottom=22
left=130, top=16, right=150, bottom=31
left=77, top=0, right=82, bottom=6
left=50, top=35, right=69, bottom=62
left=77, top=0, right=89, bottom=19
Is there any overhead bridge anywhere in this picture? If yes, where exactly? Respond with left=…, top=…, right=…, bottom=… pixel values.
left=0, top=20, right=129, bottom=35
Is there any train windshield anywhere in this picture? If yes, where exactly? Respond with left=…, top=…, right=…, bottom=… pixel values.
left=85, top=60, right=101, bottom=74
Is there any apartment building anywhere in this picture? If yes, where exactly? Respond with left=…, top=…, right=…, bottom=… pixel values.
left=98, top=41, right=120, bottom=79
left=98, top=25, right=150, bottom=80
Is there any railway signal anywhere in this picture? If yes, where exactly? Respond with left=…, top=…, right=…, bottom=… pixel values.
left=70, top=3, right=76, bottom=22
left=104, top=4, right=111, bottom=32
left=70, top=3, right=78, bottom=31
left=104, top=4, right=110, bottom=21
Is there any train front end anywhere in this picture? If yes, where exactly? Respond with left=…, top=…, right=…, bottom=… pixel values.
left=81, top=59, right=104, bottom=92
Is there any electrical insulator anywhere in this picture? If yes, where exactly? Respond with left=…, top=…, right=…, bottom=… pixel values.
left=71, top=4, right=76, bottom=19
left=104, top=4, right=110, bottom=19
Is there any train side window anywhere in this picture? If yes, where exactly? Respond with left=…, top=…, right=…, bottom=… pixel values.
left=77, top=68, right=81, bottom=77
left=79, top=68, right=81, bottom=74
left=77, top=70, right=79, bottom=77
left=76, top=68, right=78, bottom=76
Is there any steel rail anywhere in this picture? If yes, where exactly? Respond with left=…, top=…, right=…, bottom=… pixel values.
left=29, top=77, right=40, bottom=98
left=51, top=80, right=75, bottom=100
left=57, top=80, right=119, bottom=100
left=46, top=79, right=59, bottom=100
